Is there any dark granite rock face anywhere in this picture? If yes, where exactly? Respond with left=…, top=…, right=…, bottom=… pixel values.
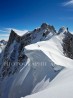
left=63, top=32, right=73, bottom=59
left=8, top=30, right=21, bottom=44
left=57, top=27, right=73, bottom=59
left=41, top=23, right=48, bottom=29
left=41, top=23, right=56, bottom=33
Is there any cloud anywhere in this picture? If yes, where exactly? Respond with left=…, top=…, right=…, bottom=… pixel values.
left=0, top=30, right=8, bottom=33
left=0, top=29, right=9, bottom=40
left=5, top=28, right=28, bottom=36
left=0, top=28, right=28, bottom=40
left=63, top=0, right=73, bottom=6
left=0, top=34, right=9, bottom=37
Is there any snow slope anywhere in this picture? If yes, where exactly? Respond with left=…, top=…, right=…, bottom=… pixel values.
left=21, top=34, right=73, bottom=98
left=25, top=35, right=73, bottom=68
left=8, top=50, right=63, bottom=98
left=24, top=69, right=73, bottom=98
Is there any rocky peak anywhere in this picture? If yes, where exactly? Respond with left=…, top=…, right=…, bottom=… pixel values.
left=0, top=40, right=7, bottom=45
left=41, top=23, right=56, bottom=34
left=58, top=27, right=68, bottom=34
left=63, top=31, right=73, bottom=59
left=9, top=30, right=17, bottom=38
left=41, top=23, right=48, bottom=29
left=8, top=30, right=17, bottom=44
left=8, top=30, right=21, bottom=45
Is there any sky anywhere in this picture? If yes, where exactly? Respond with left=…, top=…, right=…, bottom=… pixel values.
left=0, top=0, right=73, bottom=40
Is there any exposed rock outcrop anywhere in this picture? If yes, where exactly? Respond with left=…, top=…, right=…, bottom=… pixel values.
left=63, top=32, right=73, bottom=59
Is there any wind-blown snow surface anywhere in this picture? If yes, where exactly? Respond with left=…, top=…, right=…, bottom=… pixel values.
left=24, top=69, right=73, bottom=98
left=21, top=35, right=73, bottom=98
left=8, top=50, right=63, bottom=98
left=25, top=35, right=73, bottom=68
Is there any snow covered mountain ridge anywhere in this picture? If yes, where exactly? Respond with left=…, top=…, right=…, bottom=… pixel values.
left=0, top=23, right=73, bottom=98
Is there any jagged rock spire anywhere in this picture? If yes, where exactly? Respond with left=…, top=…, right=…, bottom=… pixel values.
left=8, top=30, right=21, bottom=43
left=58, top=27, right=68, bottom=34
left=41, top=23, right=48, bottom=29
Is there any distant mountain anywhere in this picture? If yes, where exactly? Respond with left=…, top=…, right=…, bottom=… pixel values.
left=0, top=40, right=7, bottom=53
left=0, top=40, right=7, bottom=45
left=0, top=23, right=73, bottom=98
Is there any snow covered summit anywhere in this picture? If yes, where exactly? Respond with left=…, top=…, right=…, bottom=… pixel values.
left=0, top=23, right=73, bottom=98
